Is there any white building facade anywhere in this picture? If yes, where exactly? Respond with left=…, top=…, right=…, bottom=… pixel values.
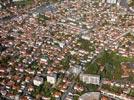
left=80, top=74, right=100, bottom=85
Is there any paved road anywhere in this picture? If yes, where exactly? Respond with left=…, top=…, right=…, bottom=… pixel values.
left=60, top=81, right=76, bottom=100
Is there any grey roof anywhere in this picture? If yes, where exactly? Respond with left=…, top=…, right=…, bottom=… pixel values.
left=119, top=0, right=129, bottom=8
left=31, top=4, right=57, bottom=14
left=79, top=92, right=100, bottom=100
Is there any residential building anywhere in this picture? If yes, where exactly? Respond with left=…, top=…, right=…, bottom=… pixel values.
left=33, top=76, right=43, bottom=86
left=47, top=73, right=57, bottom=84
left=102, top=0, right=117, bottom=4
left=69, top=65, right=82, bottom=75
left=80, top=74, right=100, bottom=85
left=107, top=0, right=117, bottom=4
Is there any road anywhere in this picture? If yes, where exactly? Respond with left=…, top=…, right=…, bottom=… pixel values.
left=60, top=80, right=76, bottom=100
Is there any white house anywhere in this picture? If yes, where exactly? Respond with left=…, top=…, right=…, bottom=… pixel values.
left=59, top=42, right=65, bottom=48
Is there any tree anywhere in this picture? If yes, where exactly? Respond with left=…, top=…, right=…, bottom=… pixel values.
left=60, top=53, right=71, bottom=69
left=85, top=62, right=100, bottom=74
left=98, top=51, right=123, bottom=80
left=128, top=89, right=134, bottom=97
left=128, top=0, right=134, bottom=7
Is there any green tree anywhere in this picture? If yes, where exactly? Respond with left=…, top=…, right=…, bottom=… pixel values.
left=85, top=62, right=100, bottom=74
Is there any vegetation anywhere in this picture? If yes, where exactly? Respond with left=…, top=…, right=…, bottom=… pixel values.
left=128, top=89, right=134, bottom=97
left=85, top=84, right=99, bottom=92
left=128, top=0, right=134, bottom=7
left=14, top=0, right=33, bottom=7
left=85, top=62, right=100, bottom=74
left=77, top=38, right=95, bottom=51
left=37, top=14, right=50, bottom=25
left=98, top=50, right=134, bottom=80
left=60, top=53, right=71, bottom=69
left=32, top=81, right=52, bottom=98
left=38, top=0, right=58, bottom=3
left=128, top=72, right=134, bottom=82
left=125, top=33, right=134, bottom=40
left=73, top=96, right=79, bottom=100
left=84, top=50, right=134, bottom=80
left=0, top=56, right=11, bottom=66
left=38, top=14, right=50, bottom=21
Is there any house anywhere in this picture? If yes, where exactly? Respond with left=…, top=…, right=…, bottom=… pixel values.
left=59, top=42, right=65, bottom=48
left=59, top=82, right=68, bottom=92
left=0, top=68, right=6, bottom=73
left=6, top=93, right=15, bottom=100
left=70, top=50, right=76, bottom=55
left=53, top=91, right=61, bottom=98
left=121, top=62, right=134, bottom=78
left=74, top=84, right=84, bottom=92
left=42, top=96, right=51, bottom=100
left=80, top=74, right=100, bottom=85
left=33, top=76, right=43, bottom=86
left=47, top=73, right=57, bottom=84
left=101, top=96, right=109, bottom=100
left=0, top=89, right=7, bottom=96
left=14, top=95, right=19, bottom=100
left=40, top=55, right=49, bottom=63
left=81, top=35, right=91, bottom=41
left=66, top=95, right=73, bottom=100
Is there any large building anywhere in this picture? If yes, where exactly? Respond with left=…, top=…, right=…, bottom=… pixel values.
left=117, top=0, right=129, bottom=8
left=102, top=0, right=117, bottom=4
left=102, top=0, right=129, bottom=8
left=47, top=73, right=57, bottom=84
left=107, top=0, right=117, bottom=4
left=79, top=92, right=100, bottom=100
left=80, top=74, right=100, bottom=85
